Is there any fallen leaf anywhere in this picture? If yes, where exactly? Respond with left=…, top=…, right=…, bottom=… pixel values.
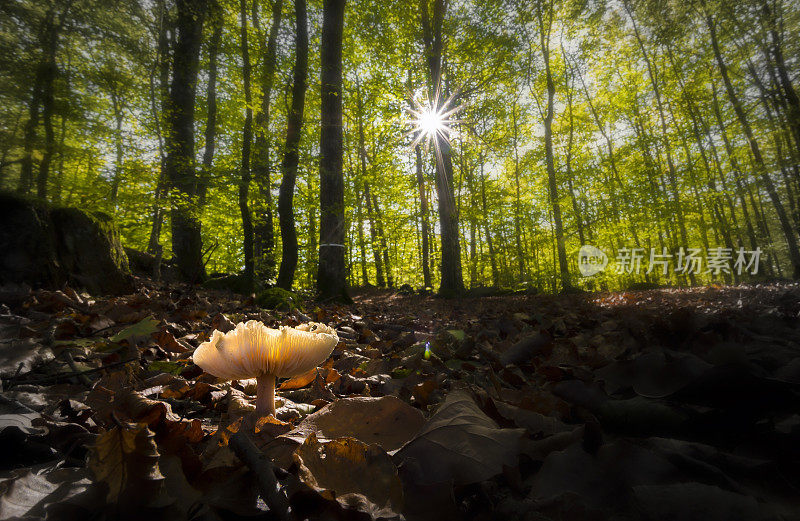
left=0, top=339, right=52, bottom=378
left=394, top=390, right=525, bottom=487
left=87, top=422, right=166, bottom=507
left=294, top=433, right=403, bottom=511
left=0, top=463, right=102, bottom=520
left=283, top=396, right=424, bottom=451
left=110, top=315, right=159, bottom=345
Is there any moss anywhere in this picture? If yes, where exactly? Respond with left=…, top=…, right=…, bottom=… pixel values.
left=391, top=367, right=412, bottom=379
left=202, top=274, right=252, bottom=294
left=255, top=287, right=301, bottom=311
left=0, top=192, right=132, bottom=294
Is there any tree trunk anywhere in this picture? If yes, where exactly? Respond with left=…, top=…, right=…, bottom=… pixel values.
left=564, top=87, right=585, bottom=246
left=355, top=181, right=369, bottom=285
left=364, top=182, right=385, bottom=287
left=356, top=78, right=385, bottom=287
left=36, top=29, right=59, bottom=201
left=199, top=6, right=222, bottom=207
left=253, top=0, right=283, bottom=281
left=763, top=2, right=800, bottom=157
left=706, top=9, right=800, bottom=277
left=0, top=111, right=22, bottom=188
left=623, top=0, right=692, bottom=284
left=18, top=80, right=41, bottom=195
left=420, top=0, right=464, bottom=297
left=239, top=0, right=255, bottom=292
left=18, top=7, right=57, bottom=197
left=511, top=100, right=526, bottom=282
left=276, top=0, right=308, bottom=290
left=710, top=79, right=759, bottom=250
left=109, top=92, right=124, bottom=207
left=317, top=0, right=348, bottom=301
left=147, top=2, right=173, bottom=253
left=479, top=156, right=499, bottom=287
left=537, top=3, right=570, bottom=290
left=166, top=0, right=208, bottom=283
left=372, top=192, right=393, bottom=288
left=415, top=144, right=432, bottom=288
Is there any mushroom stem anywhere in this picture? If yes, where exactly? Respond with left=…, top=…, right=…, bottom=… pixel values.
left=255, top=374, right=276, bottom=416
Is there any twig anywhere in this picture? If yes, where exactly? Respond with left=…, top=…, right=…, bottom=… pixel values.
left=63, top=350, right=93, bottom=387
left=4, top=357, right=138, bottom=387
left=229, top=430, right=291, bottom=521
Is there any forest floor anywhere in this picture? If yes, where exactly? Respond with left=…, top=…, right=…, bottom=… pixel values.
left=1, top=279, right=799, bottom=520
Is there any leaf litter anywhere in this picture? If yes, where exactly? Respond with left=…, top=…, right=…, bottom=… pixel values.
left=0, top=281, right=799, bottom=520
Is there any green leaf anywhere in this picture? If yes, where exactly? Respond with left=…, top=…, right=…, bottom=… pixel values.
left=146, top=360, right=185, bottom=375
left=111, top=316, right=160, bottom=344
left=53, top=338, right=98, bottom=348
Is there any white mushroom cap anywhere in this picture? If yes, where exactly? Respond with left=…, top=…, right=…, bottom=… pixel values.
left=192, top=320, right=339, bottom=380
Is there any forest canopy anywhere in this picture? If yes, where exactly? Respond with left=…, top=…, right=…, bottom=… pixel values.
left=2, top=0, right=800, bottom=296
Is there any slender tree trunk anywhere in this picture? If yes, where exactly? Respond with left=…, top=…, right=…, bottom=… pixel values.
left=355, top=181, right=369, bottom=285
left=276, top=0, right=308, bottom=289
left=763, top=2, right=800, bottom=157
left=537, top=2, right=570, bottom=290
left=356, top=79, right=385, bottom=287
left=364, top=182, right=385, bottom=287
left=415, top=145, right=432, bottom=288
left=253, top=0, right=283, bottom=281
left=34, top=8, right=63, bottom=200
left=317, top=0, right=348, bottom=300
left=166, top=0, right=208, bottom=283
left=578, top=67, right=641, bottom=248
left=563, top=48, right=585, bottom=247
left=19, top=31, right=47, bottom=195
left=0, top=112, right=22, bottom=188
left=479, top=156, right=499, bottom=287
left=109, top=92, right=124, bottom=207
left=36, top=43, right=58, bottom=200
left=710, top=79, right=759, bottom=250
left=511, top=100, right=526, bottom=281
left=624, top=0, right=693, bottom=283
left=706, top=9, right=800, bottom=277
left=147, top=2, right=173, bottom=253
left=52, top=107, right=67, bottom=203
left=199, top=6, right=221, bottom=207
left=239, top=0, right=255, bottom=291
left=373, top=192, right=393, bottom=288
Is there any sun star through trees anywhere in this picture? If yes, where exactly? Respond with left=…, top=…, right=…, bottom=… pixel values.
left=405, top=86, right=464, bottom=164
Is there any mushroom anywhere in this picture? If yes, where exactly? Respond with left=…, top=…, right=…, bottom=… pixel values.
left=192, top=320, right=338, bottom=416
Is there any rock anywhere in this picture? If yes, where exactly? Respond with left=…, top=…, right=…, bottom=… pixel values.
left=0, top=194, right=62, bottom=288
left=51, top=207, right=133, bottom=295
left=125, top=247, right=156, bottom=274
left=0, top=194, right=133, bottom=295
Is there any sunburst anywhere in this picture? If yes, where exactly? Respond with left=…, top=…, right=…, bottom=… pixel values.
left=405, top=86, right=464, bottom=160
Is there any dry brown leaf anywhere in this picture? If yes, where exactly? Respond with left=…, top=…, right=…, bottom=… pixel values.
left=152, top=329, right=188, bottom=353
left=87, top=422, right=165, bottom=505
left=283, top=396, right=425, bottom=451
left=394, top=390, right=525, bottom=487
left=279, top=367, right=319, bottom=390
left=294, top=433, right=403, bottom=511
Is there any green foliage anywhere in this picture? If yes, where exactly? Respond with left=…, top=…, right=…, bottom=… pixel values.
left=1, top=0, right=799, bottom=293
